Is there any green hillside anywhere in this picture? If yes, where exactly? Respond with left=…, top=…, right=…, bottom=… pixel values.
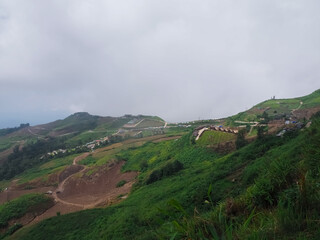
left=0, top=193, right=53, bottom=239
left=0, top=113, right=164, bottom=180
left=197, top=131, right=236, bottom=147
left=300, top=89, right=320, bottom=108
left=227, top=89, right=320, bottom=124
left=1, top=90, right=320, bottom=239
left=8, top=111, right=320, bottom=239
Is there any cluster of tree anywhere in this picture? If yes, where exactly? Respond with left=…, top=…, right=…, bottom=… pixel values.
left=0, top=138, right=67, bottom=180
left=259, top=111, right=270, bottom=124
left=108, top=135, right=123, bottom=144
left=257, top=126, right=268, bottom=140
left=0, top=123, right=29, bottom=137
left=146, top=160, right=183, bottom=184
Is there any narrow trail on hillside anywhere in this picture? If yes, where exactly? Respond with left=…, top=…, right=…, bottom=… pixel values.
left=292, top=101, right=303, bottom=113
left=29, top=135, right=175, bottom=225
left=52, top=152, right=91, bottom=208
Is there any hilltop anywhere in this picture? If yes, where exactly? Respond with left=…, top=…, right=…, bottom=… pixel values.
left=0, top=89, right=320, bottom=239
left=0, top=113, right=166, bottom=165
left=228, top=89, right=320, bottom=123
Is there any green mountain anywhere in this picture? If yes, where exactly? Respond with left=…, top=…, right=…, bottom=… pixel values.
left=0, top=113, right=165, bottom=164
left=0, top=113, right=166, bottom=182
left=1, top=90, right=320, bottom=240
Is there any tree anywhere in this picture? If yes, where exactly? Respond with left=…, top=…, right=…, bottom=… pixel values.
left=257, top=126, right=267, bottom=140
left=140, top=160, right=148, bottom=171
left=236, top=129, right=247, bottom=149
left=261, top=111, right=270, bottom=124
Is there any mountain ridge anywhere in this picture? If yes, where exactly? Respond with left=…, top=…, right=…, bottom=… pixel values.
left=1, top=89, right=320, bottom=239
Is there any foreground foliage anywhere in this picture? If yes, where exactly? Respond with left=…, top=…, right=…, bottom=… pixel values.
left=0, top=193, right=53, bottom=239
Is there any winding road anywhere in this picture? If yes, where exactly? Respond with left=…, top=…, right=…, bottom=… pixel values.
left=52, top=151, right=126, bottom=209
left=52, top=152, right=90, bottom=208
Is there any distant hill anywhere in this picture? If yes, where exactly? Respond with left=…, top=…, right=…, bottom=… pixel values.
left=227, top=89, right=320, bottom=124
left=0, top=113, right=165, bottom=164
left=8, top=104, right=320, bottom=240
left=2, top=89, right=320, bottom=239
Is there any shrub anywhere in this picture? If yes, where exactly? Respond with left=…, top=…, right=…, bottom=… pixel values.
left=116, top=180, right=127, bottom=188
left=146, top=160, right=183, bottom=184
left=235, top=129, right=247, bottom=149
left=139, top=160, right=148, bottom=171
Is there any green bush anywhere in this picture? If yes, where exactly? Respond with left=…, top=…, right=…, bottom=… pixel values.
left=146, top=160, right=183, bottom=184
left=0, top=193, right=53, bottom=228
left=116, top=180, right=127, bottom=188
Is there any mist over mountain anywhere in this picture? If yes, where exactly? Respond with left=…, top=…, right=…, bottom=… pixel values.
left=1, top=1, right=320, bottom=239
left=1, top=1, right=320, bottom=127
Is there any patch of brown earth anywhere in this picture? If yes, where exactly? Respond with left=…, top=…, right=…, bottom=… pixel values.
left=58, top=161, right=137, bottom=206
left=0, top=187, right=55, bottom=204
left=12, top=173, right=60, bottom=192
left=292, top=106, right=320, bottom=120
left=210, top=141, right=236, bottom=154
left=268, top=120, right=285, bottom=134
left=30, top=202, right=83, bottom=225
left=59, top=165, right=84, bottom=183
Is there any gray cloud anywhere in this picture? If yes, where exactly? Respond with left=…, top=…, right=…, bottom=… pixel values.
left=0, top=0, right=320, bottom=127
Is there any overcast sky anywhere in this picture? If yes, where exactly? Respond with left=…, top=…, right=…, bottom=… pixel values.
left=0, top=0, right=320, bottom=128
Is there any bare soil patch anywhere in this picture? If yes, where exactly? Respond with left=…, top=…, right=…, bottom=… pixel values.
left=30, top=202, right=83, bottom=225
left=292, top=106, right=320, bottom=120
left=0, top=187, right=55, bottom=204
left=59, top=165, right=84, bottom=183
left=58, top=161, right=137, bottom=206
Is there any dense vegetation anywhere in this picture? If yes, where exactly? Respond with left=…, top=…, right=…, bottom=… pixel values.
left=0, top=137, right=80, bottom=181
left=1, top=90, right=320, bottom=239
left=159, top=113, right=320, bottom=239
left=0, top=193, right=53, bottom=239
left=8, top=111, right=320, bottom=239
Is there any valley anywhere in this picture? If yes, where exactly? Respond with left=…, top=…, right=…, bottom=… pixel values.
left=0, top=90, right=320, bottom=239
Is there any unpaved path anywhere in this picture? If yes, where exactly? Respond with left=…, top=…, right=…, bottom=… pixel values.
left=52, top=152, right=90, bottom=208
left=73, top=152, right=90, bottom=165
left=18, top=135, right=178, bottom=225
left=292, top=101, right=303, bottom=113
left=33, top=149, right=137, bottom=222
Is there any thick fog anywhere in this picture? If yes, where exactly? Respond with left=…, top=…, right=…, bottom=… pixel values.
left=0, top=0, right=319, bottom=127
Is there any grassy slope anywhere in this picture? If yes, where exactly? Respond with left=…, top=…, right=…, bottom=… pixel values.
left=11, top=113, right=320, bottom=240
left=300, top=89, right=320, bottom=108
left=196, top=131, right=236, bottom=146
left=0, top=114, right=164, bottom=153
left=3, top=92, right=320, bottom=239
left=0, top=193, right=53, bottom=238
left=15, top=154, right=80, bottom=185
left=227, top=89, right=320, bottom=123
